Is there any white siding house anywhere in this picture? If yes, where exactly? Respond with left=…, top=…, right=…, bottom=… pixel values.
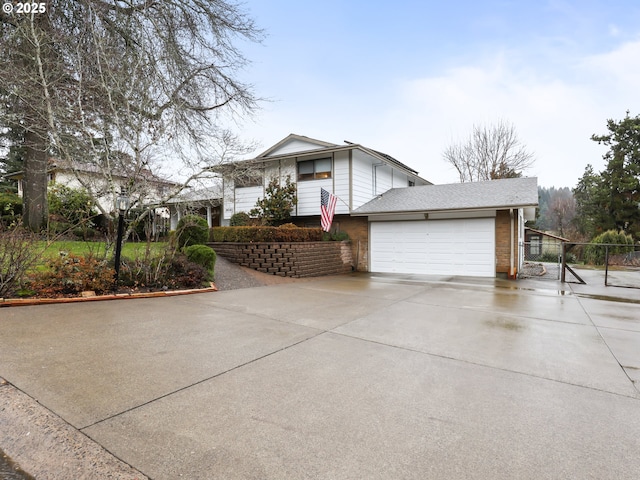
left=220, top=134, right=431, bottom=224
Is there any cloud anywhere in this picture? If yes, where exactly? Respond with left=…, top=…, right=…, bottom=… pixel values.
left=235, top=36, right=640, bottom=190
left=375, top=39, right=640, bottom=188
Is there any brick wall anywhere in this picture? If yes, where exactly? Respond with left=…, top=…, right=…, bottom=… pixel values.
left=331, top=215, right=369, bottom=272
left=495, top=210, right=519, bottom=278
left=290, top=215, right=369, bottom=271
left=208, top=241, right=354, bottom=278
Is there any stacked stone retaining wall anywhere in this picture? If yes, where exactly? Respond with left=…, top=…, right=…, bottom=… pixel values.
left=208, top=241, right=353, bottom=278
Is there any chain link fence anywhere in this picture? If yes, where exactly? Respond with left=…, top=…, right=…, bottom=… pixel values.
left=519, top=241, right=562, bottom=280
left=561, top=243, right=640, bottom=289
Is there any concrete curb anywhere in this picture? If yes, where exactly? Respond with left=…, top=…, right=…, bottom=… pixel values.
left=0, top=284, right=218, bottom=308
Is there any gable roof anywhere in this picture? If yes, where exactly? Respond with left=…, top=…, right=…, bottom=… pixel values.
left=225, top=133, right=429, bottom=183
left=257, top=134, right=337, bottom=158
left=352, top=177, right=538, bottom=215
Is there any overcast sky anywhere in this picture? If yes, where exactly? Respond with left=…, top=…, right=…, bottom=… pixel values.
left=227, top=0, right=640, bottom=189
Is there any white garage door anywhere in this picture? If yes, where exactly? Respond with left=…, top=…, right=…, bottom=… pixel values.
left=370, top=218, right=495, bottom=277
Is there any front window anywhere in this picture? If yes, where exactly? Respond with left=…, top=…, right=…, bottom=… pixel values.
left=530, top=235, right=541, bottom=255
left=298, top=158, right=332, bottom=181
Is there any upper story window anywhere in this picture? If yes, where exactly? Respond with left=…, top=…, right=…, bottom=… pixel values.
left=297, top=158, right=332, bottom=181
left=235, top=173, right=263, bottom=188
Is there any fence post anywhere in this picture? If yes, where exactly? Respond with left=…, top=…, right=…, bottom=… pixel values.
left=561, top=242, right=566, bottom=283
left=604, top=245, right=609, bottom=286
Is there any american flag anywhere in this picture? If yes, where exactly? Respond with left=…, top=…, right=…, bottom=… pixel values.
left=320, top=188, right=337, bottom=232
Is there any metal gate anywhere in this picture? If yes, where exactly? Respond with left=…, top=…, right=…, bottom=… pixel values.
left=561, top=243, right=640, bottom=289
left=519, top=241, right=562, bottom=280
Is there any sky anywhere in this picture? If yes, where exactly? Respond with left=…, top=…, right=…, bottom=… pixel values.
left=226, top=0, right=640, bottom=188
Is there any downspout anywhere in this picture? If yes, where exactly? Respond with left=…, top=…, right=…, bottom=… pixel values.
left=372, top=162, right=384, bottom=196
left=510, top=208, right=515, bottom=279
left=348, top=149, right=353, bottom=210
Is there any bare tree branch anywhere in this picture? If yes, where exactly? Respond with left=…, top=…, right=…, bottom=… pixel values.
left=443, top=120, right=535, bottom=182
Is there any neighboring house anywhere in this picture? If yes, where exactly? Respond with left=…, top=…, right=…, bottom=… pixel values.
left=220, top=133, right=538, bottom=278
left=524, top=227, right=569, bottom=261
left=4, top=159, right=178, bottom=215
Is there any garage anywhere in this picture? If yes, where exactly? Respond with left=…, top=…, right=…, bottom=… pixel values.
left=370, top=217, right=496, bottom=277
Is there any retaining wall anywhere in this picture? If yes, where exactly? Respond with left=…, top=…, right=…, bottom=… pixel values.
left=208, top=241, right=353, bottom=278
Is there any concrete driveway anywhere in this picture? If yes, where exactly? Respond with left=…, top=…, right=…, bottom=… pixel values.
left=1, top=273, right=639, bottom=479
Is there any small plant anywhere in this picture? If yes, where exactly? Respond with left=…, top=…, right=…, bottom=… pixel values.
left=29, top=254, right=116, bottom=296
left=184, top=244, right=216, bottom=273
left=176, top=214, right=209, bottom=249
left=0, top=226, right=38, bottom=298
left=322, top=230, right=350, bottom=241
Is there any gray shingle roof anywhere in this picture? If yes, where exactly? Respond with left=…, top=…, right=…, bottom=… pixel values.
left=352, top=177, right=538, bottom=214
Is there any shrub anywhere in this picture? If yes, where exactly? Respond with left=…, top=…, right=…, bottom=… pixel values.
left=48, top=184, right=97, bottom=229
left=322, top=230, right=350, bottom=241
left=539, top=251, right=559, bottom=262
left=166, top=255, right=210, bottom=288
left=583, top=230, right=635, bottom=265
left=29, top=254, right=116, bottom=296
left=176, top=215, right=209, bottom=249
left=211, top=226, right=323, bottom=242
left=230, top=212, right=251, bottom=226
left=0, top=192, right=22, bottom=218
left=249, top=175, right=297, bottom=225
left=0, top=226, right=38, bottom=298
left=48, top=221, right=74, bottom=236
left=118, top=249, right=211, bottom=290
left=185, top=244, right=216, bottom=272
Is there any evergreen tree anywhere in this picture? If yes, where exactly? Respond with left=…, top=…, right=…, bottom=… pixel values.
left=574, top=112, right=640, bottom=240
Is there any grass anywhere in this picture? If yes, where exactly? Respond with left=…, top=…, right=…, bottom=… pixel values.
left=35, top=240, right=168, bottom=262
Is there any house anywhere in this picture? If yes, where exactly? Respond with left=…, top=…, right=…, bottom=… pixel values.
left=219, top=133, right=431, bottom=269
left=524, top=227, right=569, bottom=261
left=4, top=159, right=178, bottom=216
left=220, top=134, right=538, bottom=278
left=220, top=133, right=430, bottom=220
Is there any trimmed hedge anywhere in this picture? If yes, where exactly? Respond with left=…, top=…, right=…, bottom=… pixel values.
left=211, top=226, right=323, bottom=242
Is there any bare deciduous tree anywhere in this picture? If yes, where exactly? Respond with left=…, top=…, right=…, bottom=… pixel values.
left=443, top=121, right=535, bottom=183
left=1, top=1, right=263, bottom=231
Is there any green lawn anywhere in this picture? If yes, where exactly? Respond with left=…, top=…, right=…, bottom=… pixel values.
left=35, top=240, right=168, bottom=262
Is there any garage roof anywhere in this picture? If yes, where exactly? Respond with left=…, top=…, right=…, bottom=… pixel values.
left=352, top=177, right=538, bottom=215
